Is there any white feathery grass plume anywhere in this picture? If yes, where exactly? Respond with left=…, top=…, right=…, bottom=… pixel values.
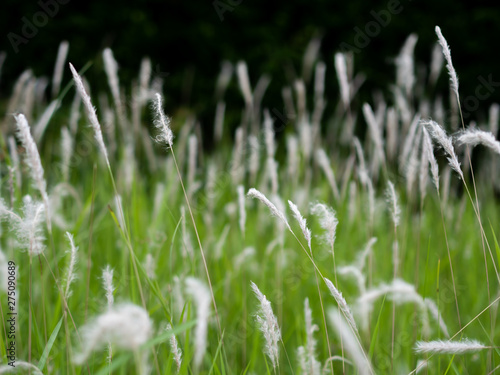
left=0, top=196, right=46, bottom=257
left=232, top=127, right=245, bottom=186
left=328, top=307, right=373, bottom=375
left=237, top=185, right=246, bottom=237
left=422, top=119, right=464, bottom=180
left=215, top=60, right=233, bottom=100
left=35, top=77, right=49, bottom=106
left=310, top=203, right=338, bottom=249
left=185, top=277, right=211, bottom=370
left=166, top=323, right=183, bottom=373
left=247, top=188, right=290, bottom=230
left=302, top=36, right=321, bottom=83
left=236, top=60, right=253, bottom=106
left=419, top=133, right=430, bottom=202
left=422, top=127, right=440, bottom=191
left=22, top=77, right=36, bottom=121
left=33, top=99, right=59, bottom=142
left=386, top=181, right=400, bottom=227
left=51, top=40, right=69, bottom=98
left=102, top=48, right=123, bottom=114
left=353, top=137, right=368, bottom=185
left=395, top=33, right=418, bottom=96
left=253, top=74, right=271, bottom=119
left=393, top=87, right=412, bottom=130
left=263, top=109, right=275, bottom=158
left=415, top=359, right=428, bottom=374
left=60, top=126, right=73, bottom=182
left=248, top=135, right=260, bottom=182
left=250, top=281, right=281, bottom=369
left=73, top=303, right=153, bottom=364
left=334, top=52, right=350, bottom=109
left=299, top=120, right=312, bottom=161
left=414, top=339, right=487, bottom=354
left=424, top=298, right=450, bottom=338
left=14, top=114, right=51, bottom=232
left=6, top=69, right=32, bottom=115
left=358, top=278, right=430, bottom=337
left=456, top=128, right=500, bottom=155
left=315, top=148, right=340, bottom=201
left=114, top=194, right=126, bottom=232
left=102, top=265, right=114, bottom=309
left=400, top=113, right=421, bottom=169
left=363, top=103, right=386, bottom=168
left=294, top=80, right=307, bottom=121
left=338, top=266, right=366, bottom=295
left=288, top=200, right=311, bottom=251
left=151, top=92, right=174, bottom=149
left=435, top=26, right=459, bottom=99
left=386, top=107, right=398, bottom=161
left=297, top=298, right=321, bottom=375
left=7, top=136, right=21, bottom=190
left=69, top=63, right=111, bottom=168
left=489, top=103, right=499, bottom=135
left=429, top=42, right=444, bottom=86
left=0, top=361, right=43, bottom=374
left=287, top=135, right=298, bottom=179
left=214, top=100, right=226, bottom=143
left=324, top=278, right=360, bottom=338
left=313, top=61, right=326, bottom=105
left=63, top=232, right=78, bottom=299
left=138, top=57, right=152, bottom=101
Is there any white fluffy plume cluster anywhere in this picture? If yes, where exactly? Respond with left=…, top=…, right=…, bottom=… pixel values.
left=414, top=339, right=487, bottom=354
left=185, top=277, right=211, bottom=370
left=74, top=303, right=152, bottom=364
left=0, top=195, right=46, bottom=256
left=456, top=128, right=500, bottom=155
left=151, top=93, right=174, bottom=149
left=251, top=281, right=281, bottom=369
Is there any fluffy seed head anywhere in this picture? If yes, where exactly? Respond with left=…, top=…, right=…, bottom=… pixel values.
left=456, top=128, right=500, bottom=155
left=69, top=63, right=110, bottom=167
left=435, top=26, right=459, bottom=98
left=247, top=188, right=290, bottom=229
left=151, top=93, right=174, bottom=149
left=414, top=339, right=487, bottom=354
left=288, top=200, right=311, bottom=251
left=310, top=203, right=338, bottom=248
left=421, top=119, right=463, bottom=180
left=251, top=281, right=281, bottom=369
left=74, top=303, right=152, bottom=364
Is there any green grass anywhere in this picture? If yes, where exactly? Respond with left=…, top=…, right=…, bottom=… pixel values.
left=1, top=36, right=500, bottom=375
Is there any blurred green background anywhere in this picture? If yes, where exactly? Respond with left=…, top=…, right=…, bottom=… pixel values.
left=1, top=0, right=499, bottom=131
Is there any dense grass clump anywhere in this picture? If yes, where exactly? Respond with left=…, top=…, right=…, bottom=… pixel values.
left=1, top=26, right=500, bottom=374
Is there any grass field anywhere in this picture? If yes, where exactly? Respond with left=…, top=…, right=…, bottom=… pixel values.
left=0, top=27, right=500, bottom=374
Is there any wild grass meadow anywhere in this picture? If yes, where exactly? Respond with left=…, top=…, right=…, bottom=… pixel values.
left=0, top=26, right=500, bottom=374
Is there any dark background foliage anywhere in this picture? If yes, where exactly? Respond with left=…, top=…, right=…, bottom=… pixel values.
left=1, top=0, right=499, bottom=135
